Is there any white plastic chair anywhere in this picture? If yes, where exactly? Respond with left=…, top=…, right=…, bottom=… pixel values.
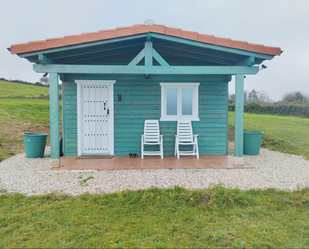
left=175, top=121, right=199, bottom=159
left=141, top=120, right=163, bottom=159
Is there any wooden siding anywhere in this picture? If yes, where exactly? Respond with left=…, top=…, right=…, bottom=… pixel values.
left=62, top=75, right=228, bottom=156
left=114, top=75, right=228, bottom=156
left=62, top=81, right=78, bottom=156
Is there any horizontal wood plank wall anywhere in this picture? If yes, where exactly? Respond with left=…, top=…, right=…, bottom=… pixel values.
left=114, top=75, right=228, bottom=156
left=62, top=75, right=228, bottom=156
left=62, top=81, right=78, bottom=156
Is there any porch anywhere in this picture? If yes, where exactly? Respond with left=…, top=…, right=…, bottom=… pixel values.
left=40, top=155, right=254, bottom=171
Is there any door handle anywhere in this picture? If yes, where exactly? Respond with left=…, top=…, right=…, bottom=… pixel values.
left=104, top=103, right=106, bottom=110
left=107, top=109, right=109, bottom=115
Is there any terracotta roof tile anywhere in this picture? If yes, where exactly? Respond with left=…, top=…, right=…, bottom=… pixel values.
left=10, top=24, right=281, bottom=56
left=11, top=43, right=29, bottom=54
left=81, top=31, right=100, bottom=43
left=164, top=26, right=182, bottom=37
left=63, top=35, right=82, bottom=46
left=198, top=34, right=215, bottom=44
left=98, top=29, right=117, bottom=40
left=28, top=40, right=47, bottom=51
left=214, top=37, right=232, bottom=47
left=133, top=24, right=150, bottom=34
left=148, top=24, right=165, bottom=33
left=264, top=46, right=281, bottom=55
left=181, top=30, right=199, bottom=40
left=231, top=40, right=248, bottom=50
left=247, top=43, right=265, bottom=54
left=116, top=26, right=134, bottom=37
left=46, top=37, right=65, bottom=49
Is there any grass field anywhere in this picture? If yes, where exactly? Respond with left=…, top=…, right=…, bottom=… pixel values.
left=1, top=81, right=309, bottom=247
left=0, top=98, right=62, bottom=161
left=1, top=185, right=309, bottom=247
left=229, top=112, right=309, bottom=159
left=0, top=81, right=62, bottom=161
left=0, top=80, right=49, bottom=98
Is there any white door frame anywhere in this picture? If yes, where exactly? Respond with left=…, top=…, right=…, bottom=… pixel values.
left=75, top=80, right=116, bottom=156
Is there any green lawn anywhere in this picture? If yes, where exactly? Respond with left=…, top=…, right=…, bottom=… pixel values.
left=229, top=112, right=309, bottom=159
left=1, top=185, right=309, bottom=248
left=0, top=98, right=62, bottom=161
left=0, top=80, right=49, bottom=98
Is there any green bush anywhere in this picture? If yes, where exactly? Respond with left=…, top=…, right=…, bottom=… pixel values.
left=229, top=102, right=309, bottom=118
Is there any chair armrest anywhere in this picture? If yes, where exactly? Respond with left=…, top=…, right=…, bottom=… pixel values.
left=193, top=134, right=198, bottom=143
left=175, top=134, right=179, bottom=143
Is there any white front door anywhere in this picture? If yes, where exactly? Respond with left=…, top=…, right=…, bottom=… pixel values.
left=76, top=80, right=115, bottom=155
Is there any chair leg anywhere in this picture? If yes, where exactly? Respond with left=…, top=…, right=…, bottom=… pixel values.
left=141, top=137, right=144, bottom=159
left=195, top=139, right=199, bottom=159
left=177, top=145, right=180, bottom=159
left=160, top=141, right=163, bottom=159
left=174, top=140, right=176, bottom=156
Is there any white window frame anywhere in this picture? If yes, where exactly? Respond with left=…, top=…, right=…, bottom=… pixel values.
left=160, top=82, right=200, bottom=121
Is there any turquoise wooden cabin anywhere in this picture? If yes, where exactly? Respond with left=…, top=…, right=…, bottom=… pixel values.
left=10, top=22, right=281, bottom=166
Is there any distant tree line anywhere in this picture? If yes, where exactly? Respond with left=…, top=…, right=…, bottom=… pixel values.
left=39, top=76, right=49, bottom=86
left=229, top=89, right=273, bottom=103
left=0, top=77, right=62, bottom=90
left=0, top=77, right=48, bottom=87
left=229, top=90, right=309, bottom=118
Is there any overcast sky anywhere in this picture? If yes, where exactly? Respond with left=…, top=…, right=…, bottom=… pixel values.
left=1, top=0, right=308, bottom=101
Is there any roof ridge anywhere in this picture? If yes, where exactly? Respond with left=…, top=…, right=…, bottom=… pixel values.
left=10, top=24, right=281, bottom=56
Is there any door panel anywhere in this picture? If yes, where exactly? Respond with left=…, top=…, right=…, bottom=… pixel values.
left=82, top=85, right=109, bottom=154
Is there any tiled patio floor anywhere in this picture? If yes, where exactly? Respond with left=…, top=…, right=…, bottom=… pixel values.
left=40, top=155, right=254, bottom=171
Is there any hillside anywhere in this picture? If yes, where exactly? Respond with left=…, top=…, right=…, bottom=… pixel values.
left=0, top=79, right=49, bottom=98
left=229, top=112, right=309, bottom=159
left=0, top=80, right=62, bottom=161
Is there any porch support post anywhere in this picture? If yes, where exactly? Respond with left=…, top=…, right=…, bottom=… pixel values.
left=49, top=72, right=60, bottom=166
left=234, top=74, right=245, bottom=165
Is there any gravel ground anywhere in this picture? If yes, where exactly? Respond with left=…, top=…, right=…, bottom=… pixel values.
left=1, top=143, right=309, bottom=196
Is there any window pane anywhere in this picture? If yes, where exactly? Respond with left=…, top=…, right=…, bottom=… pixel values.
left=182, top=88, right=192, bottom=115
left=166, top=88, right=177, bottom=115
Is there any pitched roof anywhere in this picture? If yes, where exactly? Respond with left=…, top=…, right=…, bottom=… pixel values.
left=10, top=24, right=281, bottom=56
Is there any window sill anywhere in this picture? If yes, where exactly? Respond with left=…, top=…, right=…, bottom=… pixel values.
left=160, top=117, right=200, bottom=122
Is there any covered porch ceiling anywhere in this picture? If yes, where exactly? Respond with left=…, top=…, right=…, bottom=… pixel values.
left=12, top=24, right=279, bottom=70
left=16, top=33, right=274, bottom=67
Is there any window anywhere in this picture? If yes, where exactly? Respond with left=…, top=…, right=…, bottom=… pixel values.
left=160, top=83, right=200, bottom=121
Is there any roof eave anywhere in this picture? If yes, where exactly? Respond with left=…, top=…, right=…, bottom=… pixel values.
left=10, top=24, right=282, bottom=57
